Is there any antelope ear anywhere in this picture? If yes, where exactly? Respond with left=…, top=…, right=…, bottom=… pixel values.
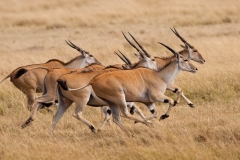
left=134, top=53, right=142, bottom=59
left=82, top=51, right=87, bottom=57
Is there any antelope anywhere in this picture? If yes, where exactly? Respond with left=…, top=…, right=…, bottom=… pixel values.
left=0, top=40, right=101, bottom=110
left=165, top=28, right=205, bottom=107
left=21, top=51, right=135, bottom=129
left=50, top=30, right=203, bottom=133
left=21, top=63, right=105, bottom=128
left=50, top=41, right=159, bottom=133
left=64, top=42, right=198, bottom=134
left=115, top=29, right=205, bottom=117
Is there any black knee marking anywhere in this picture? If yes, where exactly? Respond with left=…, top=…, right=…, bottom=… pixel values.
left=107, top=109, right=112, bottom=115
left=130, top=106, right=135, bottom=115
left=173, top=88, right=178, bottom=93
left=41, top=102, right=53, bottom=107
left=21, top=117, right=33, bottom=129
left=173, top=101, right=177, bottom=106
left=164, top=99, right=169, bottom=103
left=160, top=114, right=169, bottom=120
left=150, top=109, right=155, bottom=114
left=89, top=125, right=96, bottom=132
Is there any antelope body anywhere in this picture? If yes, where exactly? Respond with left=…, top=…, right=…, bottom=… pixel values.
left=21, top=49, right=151, bottom=129
left=0, top=40, right=100, bottom=110
left=124, top=28, right=205, bottom=109
left=50, top=31, right=204, bottom=133
left=50, top=49, right=159, bottom=133
left=75, top=43, right=198, bottom=134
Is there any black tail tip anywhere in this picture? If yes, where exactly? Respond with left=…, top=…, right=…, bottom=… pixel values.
left=14, top=68, right=28, bottom=79
left=57, top=79, right=68, bottom=90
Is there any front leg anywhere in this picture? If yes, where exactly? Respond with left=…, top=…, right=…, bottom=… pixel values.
left=167, top=83, right=194, bottom=107
left=150, top=93, right=174, bottom=121
left=143, top=102, right=158, bottom=120
left=127, top=102, right=153, bottom=120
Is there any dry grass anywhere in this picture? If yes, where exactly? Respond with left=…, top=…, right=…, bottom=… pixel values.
left=0, top=0, right=240, bottom=159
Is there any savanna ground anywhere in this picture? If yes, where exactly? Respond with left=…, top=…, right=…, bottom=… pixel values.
left=0, top=0, right=240, bottom=159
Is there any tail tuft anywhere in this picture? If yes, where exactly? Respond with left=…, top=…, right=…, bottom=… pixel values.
left=14, top=68, right=28, bottom=79
left=57, top=79, right=68, bottom=90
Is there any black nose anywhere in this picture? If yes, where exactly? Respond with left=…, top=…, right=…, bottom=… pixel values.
left=203, top=60, right=206, bottom=62
left=196, top=68, right=198, bottom=70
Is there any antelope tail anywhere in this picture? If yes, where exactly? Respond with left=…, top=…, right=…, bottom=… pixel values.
left=57, top=79, right=91, bottom=91
left=15, top=67, right=51, bottom=79
left=0, top=67, right=51, bottom=84
left=0, top=72, right=13, bottom=84
left=0, top=68, right=29, bottom=83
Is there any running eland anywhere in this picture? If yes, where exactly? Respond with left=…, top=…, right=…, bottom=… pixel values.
left=64, top=43, right=198, bottom=134
left=0, top=40, right=100, bottom=110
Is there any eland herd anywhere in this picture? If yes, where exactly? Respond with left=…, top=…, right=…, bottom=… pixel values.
left=0, top=28, right=205, bottom=135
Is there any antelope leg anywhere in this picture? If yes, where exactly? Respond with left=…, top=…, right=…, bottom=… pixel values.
left=108, top=103, right=131, bottom=136
left=50, top=89, right=73, bottom=134
left=153, top=94, right=174, bottom=120
left=72, top=102, right=97, bottom=133
left=167, top=83, right=194, bottom=107
left=98, top=106, right=112, bottom=131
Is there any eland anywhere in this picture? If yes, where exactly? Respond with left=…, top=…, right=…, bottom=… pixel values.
left=63, top=42, right=198, bottom=134
left=0, top=40, right=101, bottom=110
left=50, top=32, right=199, bottom=133
left=50, top=37, right=159, bottom=133
left=21, top=51, right=133, bottom=128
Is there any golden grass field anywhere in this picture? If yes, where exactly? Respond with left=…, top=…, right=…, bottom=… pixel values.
left=0, top=0, right=240, bottom=159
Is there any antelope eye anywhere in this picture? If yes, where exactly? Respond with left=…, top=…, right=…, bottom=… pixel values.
left=193, top=50, right=198, bottom=52
left=184, top=59, right=188, bottom=61
left=152, top=59, right=155, bottom=61
left=89, top=55, right=93, bottom=57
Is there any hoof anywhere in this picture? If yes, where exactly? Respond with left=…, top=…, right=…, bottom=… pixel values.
left=89, top=126, right=97, bottom=133
left=46, top=108, right=53, bottom=113
left=145, top=120, right=152, bottom=127
left=159, top=114, right=169, bottom=121
left=130, top=110, right=134, bottom=115
left=21, top=124, right=27, bottom=129
left=21, top=117, right=33, bottom=129
left=130, top=107, right=135, bottom=115
left=173, top=101, right=178, bottom=106
left=188, top=103, right=195, bottom=108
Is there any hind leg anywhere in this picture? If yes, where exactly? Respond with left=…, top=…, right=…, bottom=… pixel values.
left=25, top=89, right=36, bottom=111
left=50, top=89, right=73, bottom=134
left=72, top=100, right=97, bottom=133
left=98, top=106, right=112, bottom=131
left=113, top=96, right=151, bottom=126
left=21, top=92, right=56, bottom=129
left=21, top=100, right=40, bottom=128
left=108, top=103, right=131, bottom=136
